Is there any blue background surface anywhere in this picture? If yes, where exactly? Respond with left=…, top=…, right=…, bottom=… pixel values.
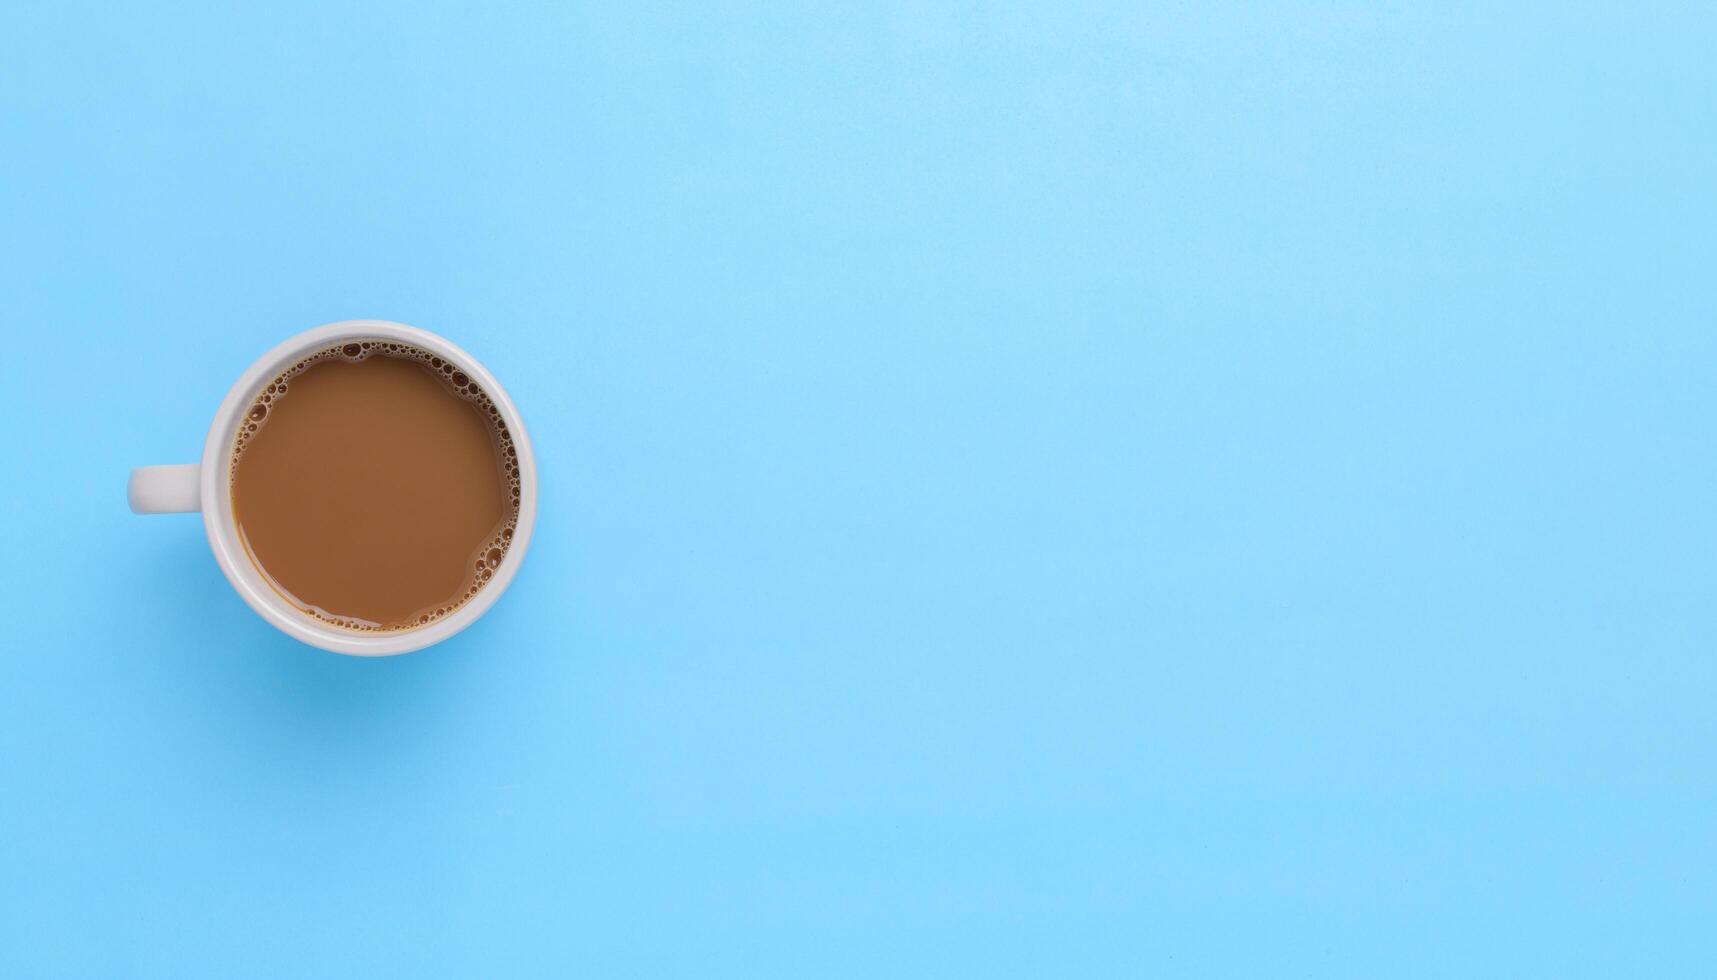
left=3, top=2, right=1715, bottom=976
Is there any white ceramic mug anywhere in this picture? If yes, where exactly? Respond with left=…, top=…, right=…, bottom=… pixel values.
left=128, top=320, right=537, bottom=656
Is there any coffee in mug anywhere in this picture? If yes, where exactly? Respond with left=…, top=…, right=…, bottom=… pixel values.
left=230, top=341, right=522, bottom=631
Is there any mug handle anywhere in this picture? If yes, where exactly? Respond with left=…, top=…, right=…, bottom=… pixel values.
left=129, top=464, right=201, bottom=514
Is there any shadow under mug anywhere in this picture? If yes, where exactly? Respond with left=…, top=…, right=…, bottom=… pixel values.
left=128, top=320, right=538, bottom=655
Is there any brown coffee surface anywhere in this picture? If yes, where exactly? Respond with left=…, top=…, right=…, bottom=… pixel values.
left=231, top=342, right=519, bottom=631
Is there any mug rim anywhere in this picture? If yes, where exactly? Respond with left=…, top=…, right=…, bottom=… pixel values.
left=198, top=320, right=537, bottom=656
